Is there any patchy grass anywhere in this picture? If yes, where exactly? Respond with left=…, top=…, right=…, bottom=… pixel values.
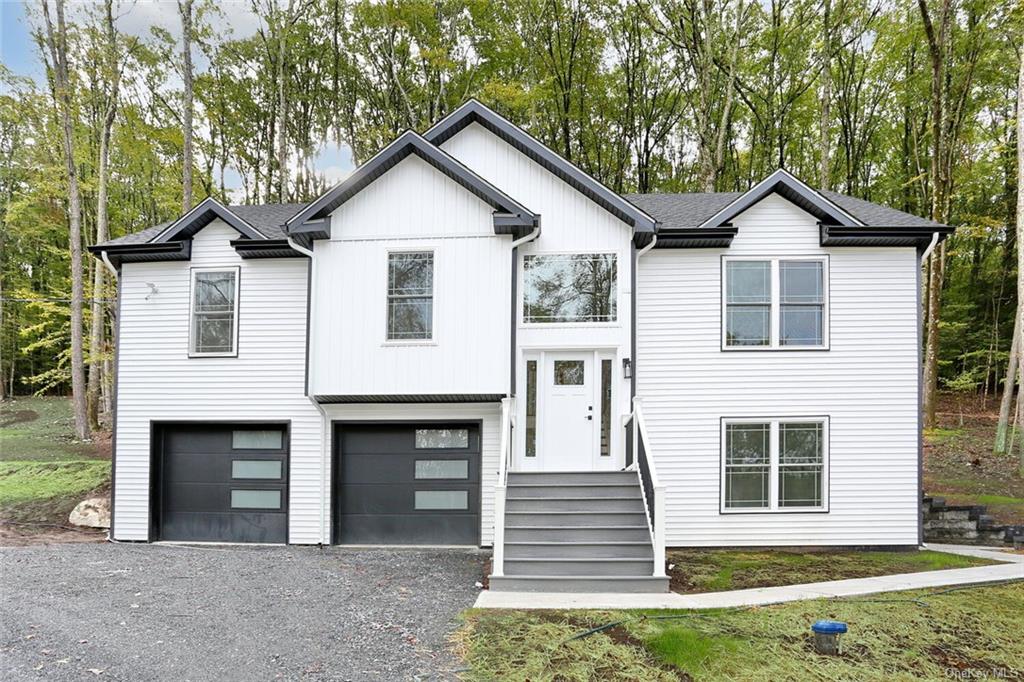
left=666, top=549, right=995, bottom=594
left=925, top=393, right=1024, bottom=525
left=0, top=398, right=109, bottom=537
left=0, top=396, right=105, bottom=461
left=457, top=582, right=1024, bottom=681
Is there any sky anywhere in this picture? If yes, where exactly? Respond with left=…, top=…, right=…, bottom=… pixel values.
left=0, top=0, right=354, bottom=202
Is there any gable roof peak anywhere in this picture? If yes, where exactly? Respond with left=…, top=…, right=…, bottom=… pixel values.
left=153, top=196, right=264, bottom=243
left=696, top=169, right=863, bottom=229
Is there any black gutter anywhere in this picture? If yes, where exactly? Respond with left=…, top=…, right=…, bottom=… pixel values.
left=651, top=227, right=738, bottom=249
left=315, top=394, right=505, bottom=404
left=820, top=224, right=955, bottom=248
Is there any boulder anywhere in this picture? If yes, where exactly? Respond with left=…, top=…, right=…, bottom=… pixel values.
left=68, top=496, right=111, bottom=528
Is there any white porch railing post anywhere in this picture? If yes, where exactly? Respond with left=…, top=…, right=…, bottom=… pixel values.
left=632, top=397, right=667, bottom=578
left=492, top=396, right=513, bottom=578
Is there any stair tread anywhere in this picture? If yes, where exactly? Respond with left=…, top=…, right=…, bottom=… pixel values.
left=507, top=482, right=639, bottom=488
left=505, top=541, right=651, bottom=545
left=510, top=525, right=650, bottom=529
left=506, top=510, right=645, bottom=514
left=506, top=557, right=653, bottom=563
left=490, top=575, right=665, bottom=581
left=509, top=496, right=641, bottom=500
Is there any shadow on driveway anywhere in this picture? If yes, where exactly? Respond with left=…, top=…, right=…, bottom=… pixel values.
left=1, top=543, right=488, bottom=681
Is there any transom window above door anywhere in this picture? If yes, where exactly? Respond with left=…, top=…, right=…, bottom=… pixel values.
left=387, top=251, right=433, bottom=340
left=723, top=257, right=827, bottom=349
left=523, top=254, right=617, bottom=323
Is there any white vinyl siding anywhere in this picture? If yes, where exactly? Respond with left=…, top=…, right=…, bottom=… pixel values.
left=637, top=193, right=919, bottom=547
left=114, top=221, right=325, bottom=544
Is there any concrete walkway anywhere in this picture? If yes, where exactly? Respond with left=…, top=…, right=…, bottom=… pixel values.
left=473, top=543, right=1023, bottom=610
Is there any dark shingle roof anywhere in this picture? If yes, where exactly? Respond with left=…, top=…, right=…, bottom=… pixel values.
left=625, top=189, right=941, bottom=230
left=98, top=203, right=307, bottom=248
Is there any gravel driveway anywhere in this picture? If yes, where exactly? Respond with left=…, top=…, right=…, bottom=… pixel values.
left=0, top=543, right=488, bottom=681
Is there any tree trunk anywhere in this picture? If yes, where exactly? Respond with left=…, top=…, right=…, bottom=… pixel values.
left=87, top=0, right=121, bottom=430
left=276, top=4, right=289, bottom=203
left=1017, top=47, right=1024, bottom=472
left=818, top=0, right=832, bottom=190
left=995, top=312, right=1019, bottom=454
left=41, top=0, right=90, bottom=440
left=918, top=0, right=952, bottom=429
left=179, top=0, right=194, bottom=211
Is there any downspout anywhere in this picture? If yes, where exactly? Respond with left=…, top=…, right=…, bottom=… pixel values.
left=917, top=231, right=939, bottom=546
left=100, top=251, right=118, bottom=279
left=636, top=234, right=658, bottom=258
left=290, top=233, right=328, bottom=544
left=508, top=224, right=540, bottom=396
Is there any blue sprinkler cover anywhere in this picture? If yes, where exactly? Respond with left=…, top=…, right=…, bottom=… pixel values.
left=811, top=620, right=848, bottom=635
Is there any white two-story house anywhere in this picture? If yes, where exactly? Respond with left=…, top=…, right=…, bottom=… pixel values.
left=91, top=100, right=953, bottom=592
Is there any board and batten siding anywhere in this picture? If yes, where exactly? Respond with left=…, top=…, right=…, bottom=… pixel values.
left=309, top=153, right=510, bottom=397
left=321, top=402, right=501, bottom=546
left=636, top=194, right=920, bottom=546
left=114, top=221, right=326, bottom=544
left=441, top=123, right=635, bottom=465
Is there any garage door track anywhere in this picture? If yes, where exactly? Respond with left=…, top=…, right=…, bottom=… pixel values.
left=1, top=543, right=488, bottom=681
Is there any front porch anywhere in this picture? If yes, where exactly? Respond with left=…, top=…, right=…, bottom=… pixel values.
left=488, top=396, right=670, bottom=593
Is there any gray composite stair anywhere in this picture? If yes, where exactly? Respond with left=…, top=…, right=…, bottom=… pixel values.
left=489, top=471, right=669, bottom=593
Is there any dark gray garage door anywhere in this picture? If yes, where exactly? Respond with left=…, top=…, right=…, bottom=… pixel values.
left=334, top=423, right=481, bottom=545
left=155, top=424, right=289, bottom=543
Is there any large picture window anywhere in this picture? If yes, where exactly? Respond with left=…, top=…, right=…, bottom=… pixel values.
left=190, top=268, right=239, bottom=356
left=387, top=251, right=433, bottom=340
left=523, top=254, right=617, bottom=323
left=721, top=417, right=828, bottom=512
left=723, top=257, right=827, bottom=349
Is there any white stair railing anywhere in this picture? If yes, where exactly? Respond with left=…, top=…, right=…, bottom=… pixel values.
left=629, top=397, right=666, bottom=578
left=492, top=396, right=514, bottom=578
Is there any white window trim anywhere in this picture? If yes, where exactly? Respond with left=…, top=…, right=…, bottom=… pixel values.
left=384, top=248, right=436, bottom=344
left=721, top=255, right=829, bottom=351
left=188, top=266, right=240, bottom=358
left=520, top=250, right=620, bottom=327
left=719, top=416, right=830, bottom=514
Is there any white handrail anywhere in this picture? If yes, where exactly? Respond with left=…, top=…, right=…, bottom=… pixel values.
left=492, top=396, right=514, bottom=577
left=631, top=397, right=666, bottom=578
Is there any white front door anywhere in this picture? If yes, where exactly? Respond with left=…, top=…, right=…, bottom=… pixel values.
left=542, top=353, right=594, bottom=470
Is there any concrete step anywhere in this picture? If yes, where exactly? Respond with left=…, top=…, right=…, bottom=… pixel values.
left=504, top=541, right=654, bottom=559
left=927, top=509, right=972, bottom=522
left=488, top=575, right=670, bottom=593
left=507, top=484, right=642, bottom=499
left=507, top=471, right=637, bottom=485
left=504, top=526, right=652, bottom=543
left=505, top=511, right=649, bottom=527
left=505, top=497, right=646, bottom=513
left=923, top=519, right=977, bottom=531
left=504, top=557, right=655, bottom=577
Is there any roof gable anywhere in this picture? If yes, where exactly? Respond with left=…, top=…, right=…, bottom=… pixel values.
left=697, top=169, right=862, bottom=229
left=154, top=197, right=265, bottom=242
left=424, top=100, right=657, bottom=236
left=286, top=130, right=538, bottom=239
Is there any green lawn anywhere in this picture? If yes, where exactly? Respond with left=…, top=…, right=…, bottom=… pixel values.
left=668, top=549, right=995, bottom=593
left=457, top=582, right=1024, bottom=681
left=0, top=397, right=109, bottom=527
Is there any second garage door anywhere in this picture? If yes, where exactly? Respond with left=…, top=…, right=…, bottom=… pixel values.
left=333, top=423, right=481, bottom=545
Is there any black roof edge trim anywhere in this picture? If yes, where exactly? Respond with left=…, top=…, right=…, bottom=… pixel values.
left=229, top=238, right=307, bottom=258
left=290, top=217, right=331, bottom=239
left=87, top=240, right=191, bottom=267
left=699, top=169, right=862, bottom=229
left=153, top=197, right=264, bottom=243
left=424, top=99, right=656, bottom=233
left=820, top=224, right=955, bottom=247
left=651, top=227, right=738, bottom=249
left=315, top=393, right=505, bottom=404
left=285, top=130, right=537, bottom=237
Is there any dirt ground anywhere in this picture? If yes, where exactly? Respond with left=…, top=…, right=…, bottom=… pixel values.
left=925, top=393, right=1024, bottom=524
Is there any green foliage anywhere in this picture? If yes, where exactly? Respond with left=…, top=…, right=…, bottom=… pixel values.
left=1, top=0, right=1021, bottom=396
left=0, top=460, right=109, bottom=506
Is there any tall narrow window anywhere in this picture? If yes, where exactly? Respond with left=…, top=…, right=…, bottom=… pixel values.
left=724, top=423, right=770, bottom=509
left=779, top=261, right=824, bottom=346
left=778, top=422, right=824, bottom=507
left=723, top=257, right=828, bottom=349
left=725, top=261, right=771, bottom=346
left=600, top=359, right=612, bottom=456
left=387, top=251, right=433, bottom=340
left=190, top=268, right=238, bottom=356
left=525, top=359, right=537, bottom=457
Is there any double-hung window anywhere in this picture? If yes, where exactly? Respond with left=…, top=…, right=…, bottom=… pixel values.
left=189, top=267, right=239, bottom=356
left=723, top=257, right=827, bottom=349
left=387, top=251, right=433, bottom=340
left=721, top=417, right=828, bottom=512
